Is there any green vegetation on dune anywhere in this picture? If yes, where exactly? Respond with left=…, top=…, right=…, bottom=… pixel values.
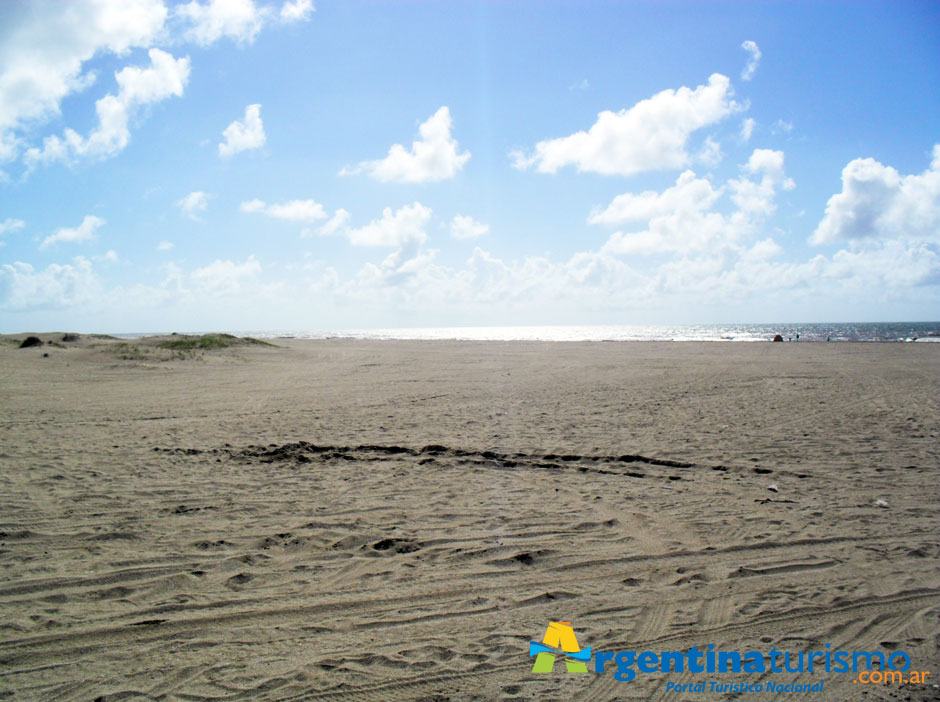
left=156, top=333, right=276, bottom=350
left=3, top=332, right=278, bottom=361
left=106, top=342, right=163, bottom=361
left=93, top=333, right=277, bottom=361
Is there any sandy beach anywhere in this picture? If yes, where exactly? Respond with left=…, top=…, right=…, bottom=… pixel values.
left=0, top=335, right=937, bottom=701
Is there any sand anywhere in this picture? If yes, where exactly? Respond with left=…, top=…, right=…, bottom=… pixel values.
left=0, top=334, right=937, bottom=701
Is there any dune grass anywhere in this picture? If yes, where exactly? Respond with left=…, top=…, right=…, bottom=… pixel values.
left=156, top=333, right=276, bottom=350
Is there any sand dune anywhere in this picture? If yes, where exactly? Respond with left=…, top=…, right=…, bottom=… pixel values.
left=0, top=336, right=937, bottom=700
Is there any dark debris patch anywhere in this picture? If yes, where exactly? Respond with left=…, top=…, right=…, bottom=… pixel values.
left=154, top=440, right=735, bottom=482
left=372, top=538, right=421, bottom=554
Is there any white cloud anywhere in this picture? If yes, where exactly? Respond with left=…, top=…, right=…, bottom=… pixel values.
left=40, top=215, right=105, bottom=249
left=358, top=244, right=438, bottom=287
left=266, top=200, right=325, bottom=222
left=239, top=198, right=265, bottom=213
left=0, top=219, right=25, bottom=236
left=772, top=119, right=794, bottom=135
left=219, top=103, right=265, bottom=157
left=0, top=257, right=102, bottom=311
left=821, top=240, right=940, bottom=288
left=741, top=40, right=761, bottom=81
left=589, top=170, right=722, bottom=225
left=696, top=136, right=723, bottom=168
left=24, top=49, right=190, bottom=167
left=0, top=0, right=167, bottom=136
left=4, top=239, right=937, bottom=324
left=1, top=1, right=311, bottom=176
left=729, top=148, right=795, bottom=217
left=600, top=230, right=680, bottom=256
left=593, top=149, right=793, bottom=256
left=343, top=106, right=470, bottom=183
left=175, top=0, right=268, bottom=45
left=175, top=0, right=311, bottom=44
left=0, top=133, right=21, bottom=164
left=345, top=203, right=432, bottom=247
left=740, top=117, right=755, bottom=142
left=177, top=190, right=210, bottom=219
left=511, top=74, right=740, bottom=176
left=812, top=145, right=940, bottom=245
left=743, top=148, right=792, bottom=183
left=157, top=240, right=175, bottom=251
left=95, top=249, right=119, bottom=263
left=316, top=208, right=351, bottom=236
left=742, top=237, right=783, bottom=262
left=280, top=0, right=314, bottom=22
left=190, top=255, right=261, bottom=295
left=240, top=198, right=326, bottom=222
left=450, top=214, right=489, bottom=240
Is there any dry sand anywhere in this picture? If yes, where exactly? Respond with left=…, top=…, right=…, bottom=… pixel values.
left=0, top=334, right=937, bottom=701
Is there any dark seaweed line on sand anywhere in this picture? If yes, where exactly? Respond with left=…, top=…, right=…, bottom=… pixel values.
left=154, top=442, right=694, bottom=470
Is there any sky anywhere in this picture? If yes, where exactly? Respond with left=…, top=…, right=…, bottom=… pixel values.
left=0, top=0, right=938, bottom=333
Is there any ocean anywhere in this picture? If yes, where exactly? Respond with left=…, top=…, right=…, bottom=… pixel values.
left=234, top=322, right=940, bottom=343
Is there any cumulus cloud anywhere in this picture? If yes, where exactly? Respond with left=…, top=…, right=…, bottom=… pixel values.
left=593, top=149, right=793, bottom=255
left=741, top=237, right=783, bottom=262
left=5, top=238, right=937, bottom=323
left=740, top=117, right=755, bottom=142
left=0, top=219, right=25, bottom=236
left=696, top=136, right=723, bottom=168
left=219, top=104, right=265, bottom=157
left=24, top=49, right=190, bottom=167
left=345, top=203, right=432, bottom=247
left=0, top=257, right=102, bottom=310
left=590, top=170, right=722, bottom=226
left=175, top=0, right=312, bottom=45
left=40, top=215, right=105, bottom=249
left=334, top=245, right=647, bottom=311
left=0, top=133, right=21, bottom=166
left=239, top=198, right=265, bottom=213
left=240, top=197, right=326, bottom=222
left=315, top=208, right=351, bottom=237
left=511, top=74, right=740, bottom=176
left=358, top=244, right=439, bottom=287
left=190, top=255, right=261, bottom=295
left=177, top=191, right=210, bottom=219
left=729, top=148, right=795, bottom=217
left=0, top=0, right=167, bottom=136
left=1, top=1, right=311, bottom=176
left=812, top=145, right=940, bottom=245
left=342, top=107, right=470, bottom=183
left=820, top=240, right=940, bottom=288
left=175, top=0, right=268, bottom=45
left=157, top=240, right=175, bottom=251
left=280, top=0, right=314, bottom=22
left=450, top=214, right=489, bottom=240
left=741, top=40, right=761, bottom=81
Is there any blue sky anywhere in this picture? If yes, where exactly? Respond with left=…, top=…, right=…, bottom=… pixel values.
left=1, top=0, right=938, bottom=333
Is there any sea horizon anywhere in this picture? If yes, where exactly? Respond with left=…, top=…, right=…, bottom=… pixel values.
left=92, top=321, right=940, bottom=343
